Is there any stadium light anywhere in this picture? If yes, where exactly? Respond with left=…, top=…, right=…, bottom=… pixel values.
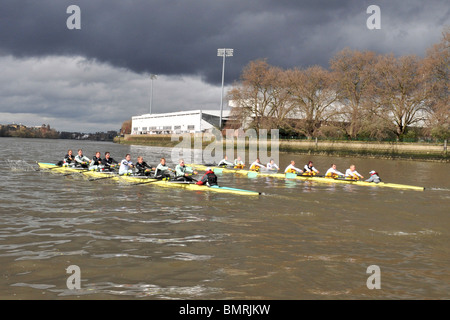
left=217, top=48, right=233, bottom=129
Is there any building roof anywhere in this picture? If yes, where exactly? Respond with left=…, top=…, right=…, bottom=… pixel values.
left=132, top=109, right=230, bottom=119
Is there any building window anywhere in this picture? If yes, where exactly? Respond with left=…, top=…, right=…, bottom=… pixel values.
left=149, top=126, right=157, bottom=130
left=187, top=125, right=195, bottom=130
left=163, top=126, right=172, bottom=130
left=133, top=127, right=138, bottom=131
left=174, top=126, right=181, bottom=130
left=142, top=127, right=147, bottom=131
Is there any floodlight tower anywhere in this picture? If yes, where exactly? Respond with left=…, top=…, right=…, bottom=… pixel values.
left=217, top=48, right=233, bottom=129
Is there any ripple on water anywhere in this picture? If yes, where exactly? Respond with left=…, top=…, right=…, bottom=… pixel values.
left=9, top=279, right=220, bottom=298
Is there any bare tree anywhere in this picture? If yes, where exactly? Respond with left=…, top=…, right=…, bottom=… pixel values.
left=264, top=69, right=294, bottom=129
left=120, top=119, right=132, bottom=135
left=423, top=27, right=450, bottom=140
left=330, top=49, right=378, bottom=139
left=285, top=65, right=338, bottom=138
left=371, top=54, right=429, bottom=139
left=228, top=59, right=293, bottom=130
left=227, top=31, right=449, bottom=142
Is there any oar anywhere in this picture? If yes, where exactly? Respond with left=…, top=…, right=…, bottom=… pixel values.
left=165, top=180, right=196, bottom=185
left=130, top=178, right=162, bottom=186
left=88, top=174, right=117, bottom=181
left=189, top=175, right=198, bottom=183
left=205, top=163, right=235, bottom=169
left=173, top=173, right=199, bottom=183
left=298, top=173, right=326, bottom=178
left=47, top=166, right=64, bottom=171
left=284, top=172, right=317, bottom=179
left=62, top=168, right=88, bottom=176
left=334, top=177, right=360, bottom=182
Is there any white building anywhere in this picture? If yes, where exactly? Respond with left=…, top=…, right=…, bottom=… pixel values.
left=131, top=110, right=231, bottom=135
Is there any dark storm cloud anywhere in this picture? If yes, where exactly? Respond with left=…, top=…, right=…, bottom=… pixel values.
left=0, top=55, right=227, bottom=132
left=1, top=0, right=447, bottom=85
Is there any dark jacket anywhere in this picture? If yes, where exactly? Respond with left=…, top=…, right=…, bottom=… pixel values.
left=102, top=157, right=118, bottom=169
left=64, top=154, right=75, bottom=164
left=196, top=170, right=218, bottom=186
left=136, top=161, right=153, bottom=175
left=91, top=156, right=103, bottom=166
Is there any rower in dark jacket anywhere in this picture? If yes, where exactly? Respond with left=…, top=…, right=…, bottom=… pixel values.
left=91, top=152, right=102, bottom=166
left=196, top=168, right=218, bottom=186
left=89, top=151, right=103, bottom=171
left=57, top=149, right=75, bottom=166
left=102, top=152, right=118, bottom=171
left=135, top=156, right=155, bottom=176
left=64, top=149, right=75, bottom=164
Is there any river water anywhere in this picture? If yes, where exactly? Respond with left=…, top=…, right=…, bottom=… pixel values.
left=0, top=137, right=449, bottom=299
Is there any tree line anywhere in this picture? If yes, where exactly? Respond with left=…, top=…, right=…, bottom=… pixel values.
left=0, top=124, right=59, bottom=139
left=228, top=28, right=449, bottom=142
left=0, top=123, right=118, bottom=141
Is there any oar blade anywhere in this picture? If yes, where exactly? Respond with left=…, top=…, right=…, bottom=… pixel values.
left=285, top=172, right=297, bottom=179
left=247, top=171, right=258, bottom=178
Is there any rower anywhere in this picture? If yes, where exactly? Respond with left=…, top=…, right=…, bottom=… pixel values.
left=57, top=149, right=75, bottom=167
left=234, top=156, right=245, bottom=169
left=345, top=165, right=364, bottom=180
left=175, top=159, right=198, bottom=181
left=119, top=154, right=134, bottom=175
left=284, top=160, right=303, bottom=174
left=64, top=149, right=75, bottom=166
left=154, top=157, right=172, bottom=179
left=218, top=155, right=233, bottom=167
left=196, top=167, right=218, bottom=186
left=102, top=152, right=118, bottom=171
left=365, top=170, right=381, bottom=183
left=74, top=149, right=91, bottom=168
left=249, top=158, right=266, bottom=172
left=135, top=156, right=155, bottom=176
left=89, top=151, right=103, bottom=171
left=266, top=159, right=279, bottom=171
left=325, top=164, right=344, bottom=178
left=303, top=161, right=319, bottom=175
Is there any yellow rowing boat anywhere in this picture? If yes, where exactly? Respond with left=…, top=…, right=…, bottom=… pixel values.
left=186, top=164, right=425, bottom=191
left=37, top=163, right=261, bottom=196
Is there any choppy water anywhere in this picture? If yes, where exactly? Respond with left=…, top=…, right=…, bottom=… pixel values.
left=0, top=137, right=449, bottom=299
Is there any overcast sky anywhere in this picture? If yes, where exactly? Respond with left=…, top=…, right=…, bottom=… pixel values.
left=0, top=0, right=448, bottom=132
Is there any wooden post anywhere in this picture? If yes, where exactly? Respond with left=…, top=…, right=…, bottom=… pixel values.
left=444, top=139, right=448, bottom=155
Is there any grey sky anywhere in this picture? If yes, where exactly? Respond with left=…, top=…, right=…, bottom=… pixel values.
left=0, top=0, right=448, bottom=132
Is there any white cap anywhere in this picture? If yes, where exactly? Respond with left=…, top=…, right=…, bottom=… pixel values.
left=206, top=167, right=212, bottom=171
left=369, top=170, right=376, bottom=174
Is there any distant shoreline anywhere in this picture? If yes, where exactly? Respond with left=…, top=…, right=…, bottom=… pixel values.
left=0, top=134, right=116, bottom=142
left=114, top=135, right=449, bottom=162
left=0, top=123, right=118, bottom=141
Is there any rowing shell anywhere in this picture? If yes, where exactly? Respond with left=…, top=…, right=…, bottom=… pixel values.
left=37, top=163, right=261, bottom=196
left=186, top=164, right=425, bottom=191
left=186, top=164, right=282, bottom=178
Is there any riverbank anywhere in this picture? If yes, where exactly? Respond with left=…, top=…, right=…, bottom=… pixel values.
left=114, top=134, right=449, bottom=162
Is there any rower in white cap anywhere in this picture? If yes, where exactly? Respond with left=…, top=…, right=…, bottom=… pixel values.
left=365, top=170, right=381, bottom=183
